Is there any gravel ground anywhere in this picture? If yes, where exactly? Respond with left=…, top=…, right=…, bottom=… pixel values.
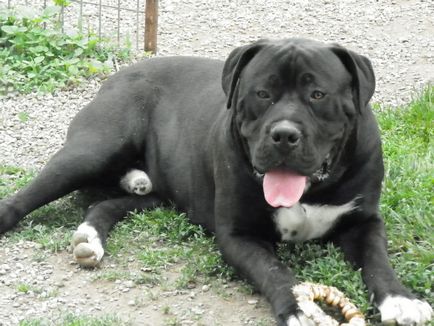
left=0, top=239, right=274, bottom=325
left=0, top=0, right=433, bottom=325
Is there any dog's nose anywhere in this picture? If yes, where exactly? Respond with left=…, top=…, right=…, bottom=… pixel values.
left=270, top=121, right=301, bottom=148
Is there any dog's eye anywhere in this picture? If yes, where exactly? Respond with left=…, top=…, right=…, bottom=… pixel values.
left=257, top=90, right=271, bottom=99
left=311, top=90, right=325, bottom=100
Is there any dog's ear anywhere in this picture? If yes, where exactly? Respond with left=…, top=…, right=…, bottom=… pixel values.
left=222, top=41, right=266, bottom=109
left=330, top=45, right=375, bottom=114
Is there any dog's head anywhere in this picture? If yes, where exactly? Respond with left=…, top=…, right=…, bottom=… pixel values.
left=222, top=38, right=375, bottom=207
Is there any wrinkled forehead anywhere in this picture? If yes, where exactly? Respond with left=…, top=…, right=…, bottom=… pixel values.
left=243, top=41, right=351, bottom=87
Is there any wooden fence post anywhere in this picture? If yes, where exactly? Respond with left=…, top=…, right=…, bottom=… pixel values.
left=145, top=0, right=158, bottom=53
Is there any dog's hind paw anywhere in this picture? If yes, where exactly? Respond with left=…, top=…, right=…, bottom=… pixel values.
left=71, top=223, right=104, bottom=268
left=379, top=295, right=432, bottom=325
left=120, top=169, right=153, bottom=195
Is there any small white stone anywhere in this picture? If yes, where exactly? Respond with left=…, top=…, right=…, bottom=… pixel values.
left=124, top=280, right=135, bottom=288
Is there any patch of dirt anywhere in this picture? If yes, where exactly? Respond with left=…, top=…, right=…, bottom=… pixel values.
left=0, top=240, right=274, bottom=325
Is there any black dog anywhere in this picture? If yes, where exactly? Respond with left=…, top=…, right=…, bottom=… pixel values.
left=0, top=39, right=431, bottom=325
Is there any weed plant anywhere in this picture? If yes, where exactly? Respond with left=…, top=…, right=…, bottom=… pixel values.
left=0, top=5, right=130, bottom=94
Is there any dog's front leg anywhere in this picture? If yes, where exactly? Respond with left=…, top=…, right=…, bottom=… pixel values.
left=215, top=225, right=314, bottom=326
left=334, top=216, right=432, bottom=325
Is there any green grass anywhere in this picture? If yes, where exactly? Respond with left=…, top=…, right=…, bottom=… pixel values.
left=106, top=208, right=234, bottom=288
left=16, top=283, right=59, bottom=298
left=0, top=165, right=83, bottom=251
left=377, top=87, right=434, bottom=318
left=1, top=87, right=433, bottom=324
left=19, top=313, right=127, bottom=326
left=16, top=283, right=31, bottom=294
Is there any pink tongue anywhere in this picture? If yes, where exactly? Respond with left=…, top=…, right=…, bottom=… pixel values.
left=263, top=170, right=307, bottom=208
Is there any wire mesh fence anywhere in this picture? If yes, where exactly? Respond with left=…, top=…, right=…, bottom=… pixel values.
left=2, top=0, right=158, bottom=52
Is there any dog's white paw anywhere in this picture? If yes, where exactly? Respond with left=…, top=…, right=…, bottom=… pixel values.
left=287, top=301, right=336, bottom=326
left=379, top=295, right=432, bottom=325
left=120, top=169, right=152, bottom=195
left=287, top=312, right=316, bottom=326
left=287, top=300, right=339, bottom=326
left=71, top=223, right=104, bottom=267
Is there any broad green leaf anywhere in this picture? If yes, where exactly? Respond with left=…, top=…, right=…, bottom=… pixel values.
left=42, top=6, right=60, bottom=18
left=66, top=57, right=80, bottom=65
left=29, top=46, right=45, bottom=53
left=34, top=56, right=44, bottom=64
left=73, top=47, right=83, bottom=57
left=35, top=45, right=49, bottom=53
left=76, top=38, right=88, bottom=48
left=1, top=25, right=19, bottom=34
left=43, top=30, right=59, bottom=37
left=67, top=65, right=79, bottom=75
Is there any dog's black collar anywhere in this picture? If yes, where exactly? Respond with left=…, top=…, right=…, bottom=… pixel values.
left=310, top=153, right=331, bottom=183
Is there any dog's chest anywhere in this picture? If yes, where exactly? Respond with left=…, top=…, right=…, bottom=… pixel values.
left=272, top=200, right=356, bottom=242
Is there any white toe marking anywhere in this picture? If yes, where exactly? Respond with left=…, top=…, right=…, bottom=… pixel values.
left=120, top=169, right=152, bottom=195
left=287, top=316, right=300, bottom=326
left=287, top=315, right=302, bottom=326
left=298, top=301, right=338, bottom=326
left=287, top=312, right=317, bottom=326
left=379, top=295, right=433, bottom=325
left=297, top=301, right=320, bottom=318
left=73, top=222, right=104, bottom=262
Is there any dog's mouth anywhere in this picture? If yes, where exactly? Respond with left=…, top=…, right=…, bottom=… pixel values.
left=254, top=153, right=331, bottom=208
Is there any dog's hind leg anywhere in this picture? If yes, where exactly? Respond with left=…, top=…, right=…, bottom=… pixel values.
left=71, top=194, right=162, bottom=267
left=0, top=136, right=134, bottom=233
